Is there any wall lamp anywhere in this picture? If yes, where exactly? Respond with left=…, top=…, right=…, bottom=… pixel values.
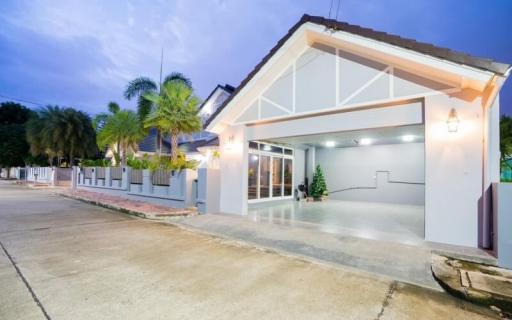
left=447, top=108, right=459, bottom=133
left=225, top=135, right=235, bottom=150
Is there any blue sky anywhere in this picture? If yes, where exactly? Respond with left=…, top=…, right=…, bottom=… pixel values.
left=0, top=0, right=511, bottom=115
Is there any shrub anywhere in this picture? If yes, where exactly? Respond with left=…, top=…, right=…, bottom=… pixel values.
left=80, top=159, right=109, bottom=167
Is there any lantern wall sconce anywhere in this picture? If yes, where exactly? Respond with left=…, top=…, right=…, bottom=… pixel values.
left=447, top=108, right=459, bottom=133
left=225, top=135, right=235, bottom=150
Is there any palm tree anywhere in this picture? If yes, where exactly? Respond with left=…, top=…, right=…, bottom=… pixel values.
left=26, top=106, right=97, bottom=166
left=143, top=80, right=202, bottom=161
left=124, top=72, right=192, bottom=153
left=96, top=109, right=145, bottom=166
left=93, top=102, right=120, bottom=131
left=61, top=108, right=98, bottom=166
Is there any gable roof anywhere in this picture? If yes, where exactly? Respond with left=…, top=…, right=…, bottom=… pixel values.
left=198, top=84, right=235, bottom=112
left=204, top=14, right=511, bottom=129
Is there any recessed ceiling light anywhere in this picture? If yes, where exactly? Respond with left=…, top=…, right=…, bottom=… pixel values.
left=325, top=141, right=336, bottom=147
left=402, top=135, right=415, bottom=142
left=359, top=138, right=372, bottom=146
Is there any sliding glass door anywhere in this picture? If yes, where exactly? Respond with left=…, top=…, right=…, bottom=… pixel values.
left=248, top=142, right=293, bottom=202
left=259, top=155, right=270, bottom=198
left=272, top=157, right=283, bottom=197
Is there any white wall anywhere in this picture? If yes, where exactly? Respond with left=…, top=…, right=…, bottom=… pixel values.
left=424, top=89, right=484, bottom=247
left=293, top=148, right=306, bottom=189
left=316, top=143, right=424, bottom=205
left=219, top=125, right=248, bottom=215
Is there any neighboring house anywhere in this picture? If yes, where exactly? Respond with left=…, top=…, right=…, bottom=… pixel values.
left=204, top=15, right=511, bottom=249
left=132, top=84, right=234, bottom=166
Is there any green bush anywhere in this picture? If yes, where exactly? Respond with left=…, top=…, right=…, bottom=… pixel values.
left=80, top=159, right=109, bottom=167
left=126, top=152, right=198, bottom=172
left=127, top=154, right=150, bottom=170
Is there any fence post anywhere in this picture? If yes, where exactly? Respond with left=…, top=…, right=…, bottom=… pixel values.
left=51, top=167, right=56, bottom=186
left=105, top=167, right=111, bottom=188
left=91, top=167, right=97, bottom=186
left=122, top=167, right=130, bottom=190
left=142, top=169, right=152, bottom=194
left=71, top=166, right=79, bottom=189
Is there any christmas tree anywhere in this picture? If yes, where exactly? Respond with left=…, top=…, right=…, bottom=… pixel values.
left=310, top=164, right=328, bottom=200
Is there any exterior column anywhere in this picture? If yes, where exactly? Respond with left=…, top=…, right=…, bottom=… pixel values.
left=219, top=124, right=248, bottom=215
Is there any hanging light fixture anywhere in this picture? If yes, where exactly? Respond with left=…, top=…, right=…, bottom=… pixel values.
left=447, top=108, right=459, bottom=133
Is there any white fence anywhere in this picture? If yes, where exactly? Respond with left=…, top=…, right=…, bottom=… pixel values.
left=24, top=167, right=72, bottom=185
left=76, top=166, right=198, bottom=209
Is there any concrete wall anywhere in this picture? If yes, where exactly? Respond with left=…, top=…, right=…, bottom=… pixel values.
left=316, top=143, right=424, bottom=205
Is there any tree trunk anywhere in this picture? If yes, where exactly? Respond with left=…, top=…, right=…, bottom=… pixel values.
left=121, top=144, right=126, bottom=166
left=170, top=129, right=179, bottom=162
left=156, top=130, right=162, bottom=155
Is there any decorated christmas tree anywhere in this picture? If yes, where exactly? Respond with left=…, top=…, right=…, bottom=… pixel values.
left=310, top=164, right=328, bottom=200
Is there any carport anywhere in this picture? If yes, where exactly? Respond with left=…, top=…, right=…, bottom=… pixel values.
left=247, top=124, right=425, bottom=244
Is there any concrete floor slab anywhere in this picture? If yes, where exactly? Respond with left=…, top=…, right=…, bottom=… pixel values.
left=248, top=199, right=424, bottom=244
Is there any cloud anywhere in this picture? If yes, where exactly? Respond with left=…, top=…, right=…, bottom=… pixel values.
left=0, top=0, right=510, bottom=114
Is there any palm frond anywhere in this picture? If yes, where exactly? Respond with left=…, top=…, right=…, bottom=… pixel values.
left=124, top=77, right=158, bottom=100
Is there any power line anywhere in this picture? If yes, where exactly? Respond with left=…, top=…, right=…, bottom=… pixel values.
left=0, top=93, right=46, bottom=107
left=335, top=0, right=341, bottom=21
left=328, top=0, right=334, bottom=19
left=0, top=93, right=99, bottom=115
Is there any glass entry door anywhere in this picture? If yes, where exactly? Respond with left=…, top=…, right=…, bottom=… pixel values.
left=248, top=142, right=293, bottom=202
left=272, top=157, right=283, bottom=197
left=259, top=155, right=270, bottom=198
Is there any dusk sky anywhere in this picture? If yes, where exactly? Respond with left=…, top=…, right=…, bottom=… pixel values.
left=1, top=0, right=511, bottom=115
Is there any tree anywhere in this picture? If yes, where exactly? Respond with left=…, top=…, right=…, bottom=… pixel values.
left=143, top=80, right=202, bottom=161
left=310, top=164, right=328, bottom=200
left=0, top=102, right=33, bottom=173
left=501, top=115, right=512, bottom=170
left=124, top=72, right=192, bottom=153
left=26, top=106, right=97, bottom=167
left=96, top=109, right=145, bottom=166
left=93, top=101, right=120, bottom=131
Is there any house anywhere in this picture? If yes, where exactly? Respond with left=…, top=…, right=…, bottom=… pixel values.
left=203, top=15, right=511, bottom=250
left=133, top=84, right=234, bottom=166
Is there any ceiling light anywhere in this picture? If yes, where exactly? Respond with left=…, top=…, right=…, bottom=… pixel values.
left=402, top=135, right=415, bottom=142
left=359, top=138, right=372, bottom=146
left=263, top=145, right=272, bottom=151
left=325, top=141, right=336, bottom=148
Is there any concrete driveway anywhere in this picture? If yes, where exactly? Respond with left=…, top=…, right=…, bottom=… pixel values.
left=0, top=182, right=497, bottom=319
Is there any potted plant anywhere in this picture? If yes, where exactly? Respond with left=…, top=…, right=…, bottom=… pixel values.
left=309, top=164, right=328, bottom=201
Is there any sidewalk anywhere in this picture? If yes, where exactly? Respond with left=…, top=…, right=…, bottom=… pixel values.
left=58, top=189, right=196, bottom=219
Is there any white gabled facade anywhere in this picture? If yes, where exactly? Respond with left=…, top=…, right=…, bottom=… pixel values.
left=206, top=17, right=510, bottom=248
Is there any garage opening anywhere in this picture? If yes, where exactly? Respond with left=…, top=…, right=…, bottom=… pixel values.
left=247, top=124, right=425, bottom=244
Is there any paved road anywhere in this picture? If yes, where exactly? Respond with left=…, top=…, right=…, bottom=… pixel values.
left=0, top=182, right=497, bottom=319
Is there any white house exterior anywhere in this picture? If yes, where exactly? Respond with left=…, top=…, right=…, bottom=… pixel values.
left=204, top=15, right=511, bottom=249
